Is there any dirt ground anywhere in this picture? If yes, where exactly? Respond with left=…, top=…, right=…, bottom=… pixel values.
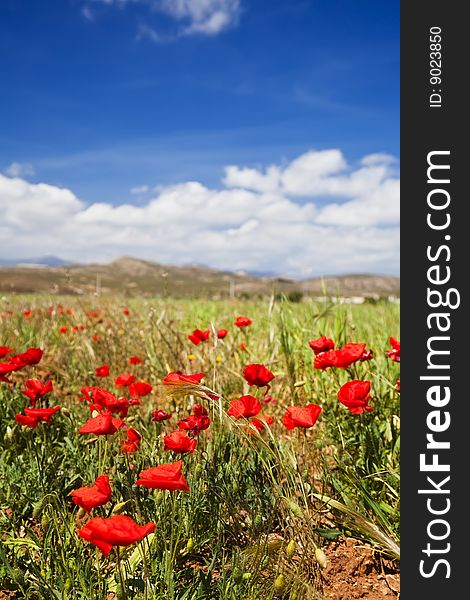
left=320, top=536, right=400, bottom=599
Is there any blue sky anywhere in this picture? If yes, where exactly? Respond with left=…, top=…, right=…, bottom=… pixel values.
left=0, top=0, right=400, bottom=277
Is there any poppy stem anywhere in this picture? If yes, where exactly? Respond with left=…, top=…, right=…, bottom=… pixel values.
left=115, top=546, right=127, bottom=600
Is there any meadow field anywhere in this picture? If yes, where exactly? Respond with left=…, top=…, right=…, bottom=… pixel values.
left=0, top=294, right=400, bottom=599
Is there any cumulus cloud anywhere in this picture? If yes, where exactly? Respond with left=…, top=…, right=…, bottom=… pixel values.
left=0, top=148, right=399, bottom=277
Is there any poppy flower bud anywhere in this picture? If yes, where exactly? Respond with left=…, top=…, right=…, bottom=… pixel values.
left=274, top=574, right=286, bottom=591
left=286, top=539, right=296, bottom=559
left=232, top=567, right=242, bottom=583
left=193, top=463, right=203, bottom=481
left=284, top=498, right=304, bottom=519
left=315, top=546, right=328, bottom=568
left=61, top=407, right=71, bottom=417
left=112, top=501, right=130, bottom=515
left=41, top=514, right=50, bottom=531
left=185, top=538, right=195, bottom=553
left=261, top=555, right=270, bottom=569
left=242, top=572, right=251, bottom=581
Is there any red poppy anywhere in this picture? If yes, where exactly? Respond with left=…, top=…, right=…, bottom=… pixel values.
left=71, top=475, right=112, bottom=512
left=136, top=460, right=189, bottom=491
left=59, top=326, right=68, bottom=334
left=128, top=381, right=152, bottom=397
left=114, top=374, right=136, bottom=387
left=77, top=515, right=155, bottom=556
left=360, top=349, right=374, bottom=361
left=249, top=416, right=274, bottom=432
left=188, top=329, right=210, bottom=345
left=177, top=404, right=210, bottom=434
left=95, top=365, right=110, bottom=377
left=308, top=336, right=335, bottom=355
left=386, top=337, right=400, bottom=362
left=163, top=430, right=197, bottom=454
left=81, top=387, right=129, bottom=418
left=283, top=404, right=322, bottom=430
left=21, top=379, right=53, bottom=405
left=227, top=395, right=261, bottom=419
left=78, top=411, right=125, bottom=436
left=121, top=428, right=142, bottom=453
left=0, top=346, right=13, bottom=359
left=162, top=372, right=205, bottom=386
left=162, top=371, right=220, bottom=401
left=396, top=379, right=400, bottom=392
left=337, top=380, right=373, bottom=414
left=235, top=316, right=252, bottom=327
left=23, top=310, right=32, bottom=317
left=243, top=364, right=275, bottom=389
left=129, top=356, right=142, bottom=365
left=239, top=342, right=247, bottom=352
left=123, top=309, right=130, bottom=315
left=314, top=343, right=366, bottom=370
left=8, top=347, right=43, bottom=368
left=15, top=406, right=60, bottom=428
left=152, top=409, right=172, bottom=422
left=217, top=329, right=228, bottom=339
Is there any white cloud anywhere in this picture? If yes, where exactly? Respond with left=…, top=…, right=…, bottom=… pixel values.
left=0, top=149, right=399, bottom=277
left=3, top=162, right=35, bottom=177
left=87, top=0, right=241, bottom=38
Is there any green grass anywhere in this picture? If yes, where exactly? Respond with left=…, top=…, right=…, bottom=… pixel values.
left=0, top=294, right=400, bottom=599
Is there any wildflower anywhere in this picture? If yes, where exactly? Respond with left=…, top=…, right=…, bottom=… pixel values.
left=77, top=515, right=155, bottom=556
left=235, top=316, right=252, bottom=327
left=136, top=460, right=190, bottom=491
left=95, top=365, right=110, bottom=378
left=308, top=336, right=334, bottom=355
left=81, top=387, right=129, bottom=418
left=162, top=371, right=220, bottom=401
left=15, top=406, right=60, bottom=428
left=396, top=379, right=400, bottom=392
left=177, top=404, right=210, bottom=434
left=71, top=475, right=112, bottom=512
left=114, top=374, right=136, bottom=387
left=163, top=430, right=197, bottom=454
left=283, top=404, right=322, bottom=430
left=314, top=343, right=367, bottom=370
left=21, top=379, right=53, bottom=405
left=8, top=347, right=43, bottom=368
left=360, top=349, right=374, bottom=361
left=129, top=356, right=142, bottom=365
left=337, top=380, right=373, bottom=414
left=386, top=337, right=400, bottom=362
left=121, top=428, right=142, bottom=453
left=227, top=395, right=261, bottom=419
left=128, top=381, right=152, bottom=397
left=59, top=326, right=68, bottom=334
left=0, top=346, right=13, bottom=359
left=248, top=415, right=274, bottom=432
left=188, top=329, right=210, bottom=345
left=217, top=329, right=228, bottom=339
left=78, top=411, right=125, bottom=436
left=152, top=409, right=172, bottom=422
left=123, top=309, right=130, bottom=315
left=243, top=364, right=275, bottom=390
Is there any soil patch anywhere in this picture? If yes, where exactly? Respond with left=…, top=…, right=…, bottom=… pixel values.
left=320, top=537, right=400, bottom=599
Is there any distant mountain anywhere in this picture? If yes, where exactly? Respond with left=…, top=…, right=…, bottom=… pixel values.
left=0, top=255, right=72, bottom=267
left=0, top=255, right=400, bottom=299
